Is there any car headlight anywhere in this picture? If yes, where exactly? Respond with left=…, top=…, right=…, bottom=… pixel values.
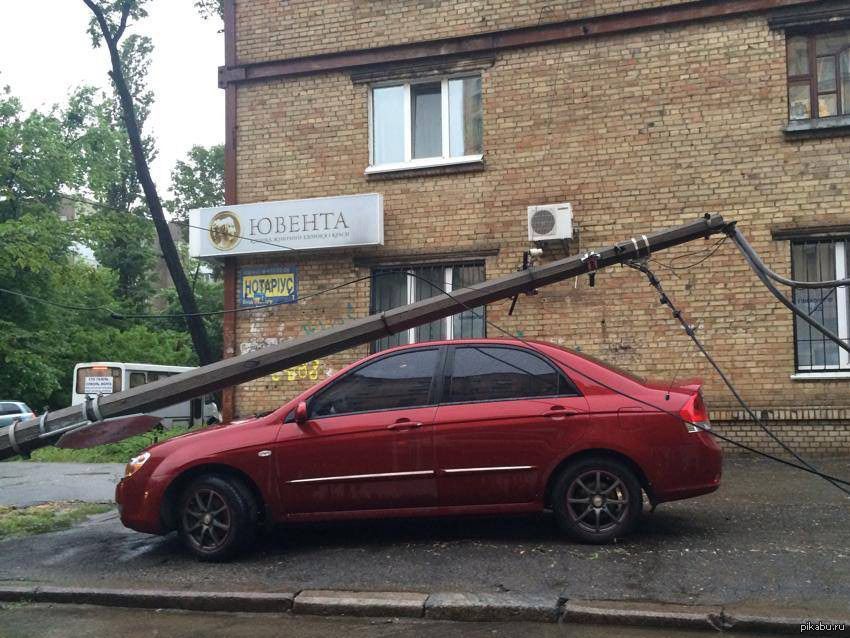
left=125, top=451, right=150, bottom=478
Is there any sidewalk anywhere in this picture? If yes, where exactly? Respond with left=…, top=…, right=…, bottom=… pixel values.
left=0, top=462, right=123, bottom=507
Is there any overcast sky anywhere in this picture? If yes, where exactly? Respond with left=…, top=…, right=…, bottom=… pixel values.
left=0, top=0, right=224, bottom=192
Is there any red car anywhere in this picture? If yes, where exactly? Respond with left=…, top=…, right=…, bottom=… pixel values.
left=116, top=339, right=722, bottom=560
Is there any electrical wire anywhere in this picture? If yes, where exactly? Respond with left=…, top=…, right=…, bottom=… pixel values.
left=402, top=270, right=850, bottom=490
left=627, top=260, right=850, bottom=496
left=729, top=228, right=850, bottom=359
left=650, top=236, right=729, bottom=272
left=734, top=234, right=850, bottom=289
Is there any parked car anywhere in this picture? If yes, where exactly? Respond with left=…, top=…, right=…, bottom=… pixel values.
left=0, top=401, right=35, bottom=428
left=115, top=339, right=722, bottom=560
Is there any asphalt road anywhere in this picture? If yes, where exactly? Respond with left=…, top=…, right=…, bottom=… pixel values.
left=0, top=457, right=848, bottom=614
left=0, top=604, right=787, bottom=638
left=0, top=462, right=124, bottom=506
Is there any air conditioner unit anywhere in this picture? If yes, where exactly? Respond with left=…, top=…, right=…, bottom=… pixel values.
left=527, top=203, right=573, bottom=242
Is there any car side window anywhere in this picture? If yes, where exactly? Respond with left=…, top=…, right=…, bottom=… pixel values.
left=0, top=403, right=20, bottom=416
left=447, top=346, right=574, bottom=403
left=310, top=349, right=439, bottom=418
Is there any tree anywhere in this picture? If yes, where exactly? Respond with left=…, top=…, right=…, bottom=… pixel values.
left=82, top=0, right=215, bottom=365
left=0, top=86, right=195, bottom=410
left=166, top=144, right=224, bottom=227
left=194, top=0, right=223, bottom=22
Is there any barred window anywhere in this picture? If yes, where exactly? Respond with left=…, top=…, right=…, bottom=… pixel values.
left=786, top=28, right=850, bottom=120
left=371, top=263, right=485, bottom=352
left=791, top=239, right=850, bottom=371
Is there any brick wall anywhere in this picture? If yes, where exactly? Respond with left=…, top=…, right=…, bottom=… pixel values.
left=230, top=6, right=850, bottom=453
left=234, top=0, right=690, bottom=63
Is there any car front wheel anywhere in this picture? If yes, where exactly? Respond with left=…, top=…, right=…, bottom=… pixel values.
left=178, top=475, right=257, bottom=561
left=552, top=457, right=641, bottom=544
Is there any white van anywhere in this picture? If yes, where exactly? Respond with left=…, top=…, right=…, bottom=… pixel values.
left=72, top=362, right=221, bottom=427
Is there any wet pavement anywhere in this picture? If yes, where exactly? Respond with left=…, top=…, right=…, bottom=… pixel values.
left=0, top=457, right=847, bottom=612
left=0, top=604, right=793, bottom=638
left=0, top=463, right=124, bottom=507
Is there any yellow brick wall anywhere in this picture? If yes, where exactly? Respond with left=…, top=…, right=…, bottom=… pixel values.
left=230, top=12, right=850, bottom=452
left=234, top=0, right=692, bottom=63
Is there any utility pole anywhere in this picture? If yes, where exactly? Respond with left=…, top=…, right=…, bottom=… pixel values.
left=0, top=214, right=726, bottom=461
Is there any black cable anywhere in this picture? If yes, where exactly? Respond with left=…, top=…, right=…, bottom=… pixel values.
left=0, top=287, right=113, bottom=313
left=403, top=271, right=850, bottom=490
left=650, top=236, right=728, bottom=272
left=732, top=232, right=850, bottom=289
left=730, top=228, right=850, bottom=359
left=628, top=260, right=850, bottom=497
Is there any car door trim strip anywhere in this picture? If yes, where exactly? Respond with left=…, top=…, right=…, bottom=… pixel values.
left=442, top=465, right=535, bottom=474
left=287, top=470, right=434, bottom=484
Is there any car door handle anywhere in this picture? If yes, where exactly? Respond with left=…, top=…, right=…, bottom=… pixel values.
left=387, top=420, right=424, bottom=431
left=543, top=408, right=579, bottom=419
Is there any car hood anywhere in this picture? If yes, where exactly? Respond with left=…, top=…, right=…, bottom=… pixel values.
left=144, top=414, right=272, bottom=456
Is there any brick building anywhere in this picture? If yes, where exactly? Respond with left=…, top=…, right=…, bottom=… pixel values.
left=206, top=0, right=850, bottom=454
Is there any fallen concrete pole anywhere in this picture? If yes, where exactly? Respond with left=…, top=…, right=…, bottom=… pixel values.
left=0, top=214, right=726, bottom=460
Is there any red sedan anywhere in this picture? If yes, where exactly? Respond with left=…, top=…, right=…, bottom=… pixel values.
left=116, top=339, right=722, bottom=560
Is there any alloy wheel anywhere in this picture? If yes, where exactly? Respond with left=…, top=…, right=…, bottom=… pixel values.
left=565, top=469, right=630, bottom=535
left=182, top=488, right=232, bottom=552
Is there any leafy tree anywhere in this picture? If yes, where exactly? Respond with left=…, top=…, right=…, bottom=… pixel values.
left=195, top=0, right=223, bottom=22
left=0, top=85, right=200, bottom=411
left=83, top=0, right=215, bottom=365
left=0, top=88, right=75, bottom=221
left=166, top=144, right=224, bottom=227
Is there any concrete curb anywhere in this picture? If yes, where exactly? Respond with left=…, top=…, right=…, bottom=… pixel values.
left=1, top=585, right=848, bottom=634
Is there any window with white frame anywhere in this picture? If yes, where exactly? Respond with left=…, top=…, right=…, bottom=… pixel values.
left=371, top=263, right=486, bottom=352
left=368, top=76, right=483, bottom=172
left=791, top=238, right=850, bottom=372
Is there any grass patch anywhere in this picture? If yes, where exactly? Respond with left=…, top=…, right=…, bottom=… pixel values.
left=0, top=502, right=113, bottom=539
left=24, top=425, right=195, bottom=464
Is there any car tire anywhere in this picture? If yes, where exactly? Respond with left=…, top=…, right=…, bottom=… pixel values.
left=552, top=457, right=642, bottom=544
left=177, top=474, right=258, bottom=561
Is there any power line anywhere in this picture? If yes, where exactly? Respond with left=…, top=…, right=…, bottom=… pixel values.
left=627, top=259, right=850, bottom=496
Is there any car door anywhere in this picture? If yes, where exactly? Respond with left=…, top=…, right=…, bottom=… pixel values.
left=275, top=346, right=443, bottom=515
left=434, top=345, right=589, bottom=507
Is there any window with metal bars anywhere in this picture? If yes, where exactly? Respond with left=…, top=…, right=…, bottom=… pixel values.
left=370, top=263, right=486, bottom=352
left=791, top=238, right=850, bottom=372
left=786, top=28, right=850, bottom=121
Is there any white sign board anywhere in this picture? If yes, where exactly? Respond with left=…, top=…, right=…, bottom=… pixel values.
left=189, top=193, right=383, bottom=258
left=83, top=376, right=114, bottom=395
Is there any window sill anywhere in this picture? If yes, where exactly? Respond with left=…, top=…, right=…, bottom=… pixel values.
left=784, top=115, right=850, bottom=138
left=365, top=155, right=484, bottom=180
left=790, top=371, right=850, bottom=381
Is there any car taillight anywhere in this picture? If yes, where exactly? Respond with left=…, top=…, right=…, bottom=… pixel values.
left=680, top=391, right=711, bottom=434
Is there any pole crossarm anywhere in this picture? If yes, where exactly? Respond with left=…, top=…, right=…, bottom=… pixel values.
left=0, top=214, right=727, bottom=460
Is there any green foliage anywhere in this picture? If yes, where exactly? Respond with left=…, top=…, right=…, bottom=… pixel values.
left=0, top=88, right=75, bottom=221
left=0, top=502, right=112, bottom=539
left=195, top=0, right=223, bottom=21
left=167, top=144, right=224, bottom=226
left=0, top=84, right=207, bottom=411
left=85, top=0, right=149, bottom=48
left=28, top=424, right=194, bottom=463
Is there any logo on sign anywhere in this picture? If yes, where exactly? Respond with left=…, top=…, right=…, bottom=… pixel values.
left=239, top=266, right=298, bottom=307
left=209, top=211, right=241, bottom=251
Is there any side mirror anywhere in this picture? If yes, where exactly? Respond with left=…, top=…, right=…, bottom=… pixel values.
left=294, top=401, right=308, bottom=425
